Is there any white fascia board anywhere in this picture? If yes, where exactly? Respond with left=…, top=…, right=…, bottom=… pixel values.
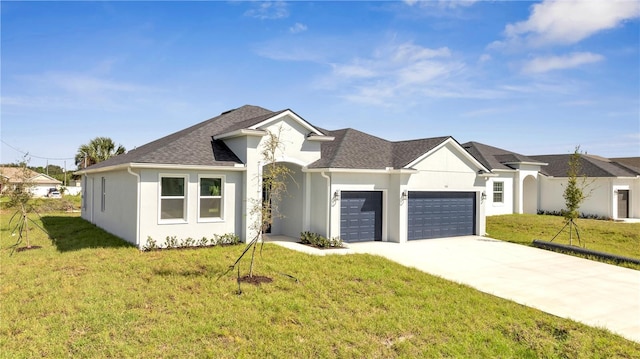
left=404, top=137, right=490, bottom=172
left=249, top=110, right=326, bottom=136
left=306, top=135, right=335, bottom=142
left=502, top=161, right=548, bottom=167
left=213, top=129, right=267, bottom=140
left=303, top=167, right=418, bottom=174
left=77, top=163, right=247, bottom=175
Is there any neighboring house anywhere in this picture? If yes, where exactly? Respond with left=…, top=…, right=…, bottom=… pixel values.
left=77, top=105, right=489, bottom=249
left=529, top=154, right=640, bottom=220
left=462, top=142, right=547, bottom=216
left=0, top=167, right=62, bottom=197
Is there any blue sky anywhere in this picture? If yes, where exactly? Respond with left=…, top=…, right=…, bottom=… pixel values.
left=2, top=1, right=639, bottom=169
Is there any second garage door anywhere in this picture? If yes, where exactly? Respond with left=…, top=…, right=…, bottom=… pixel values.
left=408, top=191, right=476, bottom=240
left=340, top=191, right=382, bottom=242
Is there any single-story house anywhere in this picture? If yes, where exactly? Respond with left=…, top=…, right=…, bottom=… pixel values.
left=0, top=167, right=62, bottom=197
left=78, top=105, right=490, bottom=249
left=529, top=154, right=640, bottom=220
left=462, top=142, right=547, bottom=216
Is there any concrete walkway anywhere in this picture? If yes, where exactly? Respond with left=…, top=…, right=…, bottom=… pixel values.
left=268, top=235, right=640, bottom=343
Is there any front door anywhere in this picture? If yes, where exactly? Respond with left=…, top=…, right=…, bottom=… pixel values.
left=617, top=190, right=629, bottom=219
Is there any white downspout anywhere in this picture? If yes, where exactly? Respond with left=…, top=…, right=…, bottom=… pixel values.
left=127, top=167, right=141, bottom=248
left=321, top=171, right=331, bottom=238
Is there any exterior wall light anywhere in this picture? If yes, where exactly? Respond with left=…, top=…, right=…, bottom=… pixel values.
left=481, top=191, right=487, bottom=202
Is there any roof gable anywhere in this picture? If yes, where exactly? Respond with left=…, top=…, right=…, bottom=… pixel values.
left=249, top=109, right=326, bottom=137
left=308, top=129, right=479, bottom=171
left=83, top=105, right=274, bottom=171
left=405, top=137, right=489, bottom=171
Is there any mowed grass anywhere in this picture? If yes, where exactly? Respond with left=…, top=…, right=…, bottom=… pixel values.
left=2, top=212, right=640, bottom=358
left=487, top=214, right=640, bottom=269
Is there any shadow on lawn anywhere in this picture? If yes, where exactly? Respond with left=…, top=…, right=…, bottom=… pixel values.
left=41, top=216, right=135, bottom=252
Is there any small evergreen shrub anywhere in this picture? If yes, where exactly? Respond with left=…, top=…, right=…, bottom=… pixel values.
left=142, top=233, right=240, bottom=251
left=214, top=233, right=240, bottom=245
left=300, top=231, right=343, bottom=248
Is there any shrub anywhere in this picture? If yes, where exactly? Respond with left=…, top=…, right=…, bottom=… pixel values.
left=143, top=236, right=159, bottom=251
left=215, top=233, right=240, bottom=245
left=165, top=236, right=179, bottom=248
left=197, top=237, right=209, bottom=247
left=300, top=231, right=342, bottom=248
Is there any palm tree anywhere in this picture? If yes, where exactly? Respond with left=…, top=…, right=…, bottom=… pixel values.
left=75, top=137, right=126, bottom=169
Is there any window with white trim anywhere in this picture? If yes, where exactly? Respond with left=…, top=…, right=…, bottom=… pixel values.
left=199, top=177, right=223, bottom=220
left=160, top=176, right=187, bottom=221
left=101, top=177, right=106, bottom=212
left=493, top=181, right=504, bottom=203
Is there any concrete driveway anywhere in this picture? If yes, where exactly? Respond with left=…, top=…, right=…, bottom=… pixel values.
left=270, top=235, right=640, bottom=342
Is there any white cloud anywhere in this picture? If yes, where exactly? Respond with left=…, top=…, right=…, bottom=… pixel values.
left=289, top=22, right=307, bottom=34
left=522, top=52, right=604, bottom=73
left=319, top=41, right=494, bottom=105
left=332, top=63, right=377, bottom=79
left=478, top=54, right=491, bottom=63
left=504, top=0, right=640, bottom=47
left=244, top=1, right=289, bottom=20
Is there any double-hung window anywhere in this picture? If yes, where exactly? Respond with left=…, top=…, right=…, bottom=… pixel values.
left=199, top=177, right=223, bottom=220
left=160, top=176, right=187, bottom=221
left=493, top=181, right=504, bottom=203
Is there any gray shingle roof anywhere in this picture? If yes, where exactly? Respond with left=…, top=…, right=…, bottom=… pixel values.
left=461, top=141, right=545, bottom=171
left=85, top=104, right=455, bottom=172
left=86, top=105, right=276, bottom=170
left=308, top=128, right=449, bottom=170
left=529, top=154, right=640, bottom=177
left=611, top=157, right=640, bottom=173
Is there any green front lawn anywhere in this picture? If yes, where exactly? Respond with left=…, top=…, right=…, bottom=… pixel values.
left=2, top=211, right=639, bottom=358
left=487, top=214, right=640, bottom=269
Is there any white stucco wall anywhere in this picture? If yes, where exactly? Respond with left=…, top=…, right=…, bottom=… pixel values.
left=307, top=172, right=329, bottom=236
left=484, top=173, right=515, bottom=216
left=538, top=176, right=640, bottom=219
left=137, top=168, right=244, bottom=248
left=81, top=170, right=138, bottom=245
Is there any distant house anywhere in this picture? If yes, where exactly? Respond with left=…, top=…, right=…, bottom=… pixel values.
left=77, top=105, right=489, bottom=249
left=0, top=167, right=62, bottom=197
left=462, top=142, right=547, bottom=216
left=530, top=154, right=640, bottom=220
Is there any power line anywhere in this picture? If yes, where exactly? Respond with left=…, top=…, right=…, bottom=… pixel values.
left=1, top=139, right=75, bottom=161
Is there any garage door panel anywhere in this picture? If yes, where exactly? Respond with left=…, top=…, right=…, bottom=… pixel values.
left=340, top=191, right=382, bottom=242
left=408, top=192, right=475, bottom=240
